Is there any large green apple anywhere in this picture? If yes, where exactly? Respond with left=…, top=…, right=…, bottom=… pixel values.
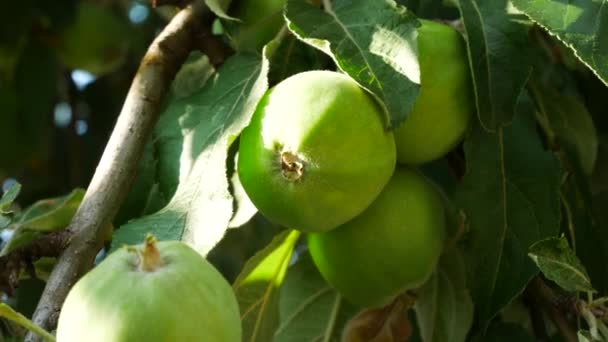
left=229, top=0, right=285, bottom=52
left=394, top=20, right=474, bottom=165
left=238, top=71, right=396, bottom=232
left=56, top=236, right=241, bottom=341
left=307, top=167, right=446, bottom=308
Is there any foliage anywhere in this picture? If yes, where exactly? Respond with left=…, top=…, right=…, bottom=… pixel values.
left=1, top=0, right=608, bottom=341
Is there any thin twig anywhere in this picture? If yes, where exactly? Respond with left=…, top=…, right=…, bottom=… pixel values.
left=0, top=231, right=71, bottom=296
left=527, top=277, right=578, bottom=342
left=523, top=287, right=549, bottom=341
left=25, top=1, right=213, bottom=340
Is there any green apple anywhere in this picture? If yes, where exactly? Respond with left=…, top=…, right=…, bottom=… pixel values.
left=56, top=235, right=241, bottom=341
left=395, top=20, right=473, bottom=165
left=238, top=71, right=396, bottom=232
left=307, top=167, right=446, bottom=308
left=56, top=2, right=129, bottom=75
left=228, top=0, right=285, bottom=51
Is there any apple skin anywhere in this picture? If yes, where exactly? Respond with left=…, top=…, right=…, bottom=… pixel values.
left=307, top=167, right=446, bottom=308
left=56, top=239, right=241, bottom=342
left=229, top=0, right=286, bottom=51
left=238, top=71, right=396, bottom=233
left=394, top=19, right=474, bottom=165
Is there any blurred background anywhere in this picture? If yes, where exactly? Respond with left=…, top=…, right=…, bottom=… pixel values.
left=0, top=0, right=167, bottom=206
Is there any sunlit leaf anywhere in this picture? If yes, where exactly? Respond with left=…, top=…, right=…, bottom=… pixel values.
left=233, top=230, right=300, bottom=342
left=286, top=0, right=420, bottom=128
left=511, top=0, right=608, bottom=86
left=275, top=253, right=358, bottom=342
left=111, top=52, right=269, bottom=256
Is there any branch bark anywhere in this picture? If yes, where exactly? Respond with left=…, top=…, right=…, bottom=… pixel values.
left=527, top=277, right=578, bottom=342
left=0, top=231, right=71, bottom=296
left=25, top=2, right=212, bottom=340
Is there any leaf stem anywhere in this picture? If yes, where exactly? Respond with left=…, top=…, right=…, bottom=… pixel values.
left=0, top=304, right=56, bottom=342
left=323, top=294, right=342, bottom=342
left=559, top=191, right=576, bottom=252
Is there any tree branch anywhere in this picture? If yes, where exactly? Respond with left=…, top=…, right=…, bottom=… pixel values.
left=527, top=277, right=578, bottom=342
left=0, top=231, right=71, bottom=297
left=25, top=2, right=213, bottom=340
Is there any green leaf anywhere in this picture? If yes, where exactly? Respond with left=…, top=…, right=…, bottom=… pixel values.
left=205, top=0, right=236, bottom=20
left=397, top=0, right=460, bottom=19
left=471, top=322, right=535, bottom=341
left=511, top=0, right=608, bottom=86
left=233, top=230, right=300, bottom=342
left=530, top=77, right=598, bottom=176
left=111, top=52, right=269, bottom=255
left=578, top=330, right=595, bottom=342
left=268, top=33, right=327, bottom=85
left=0, top=304, right=55, bottom=342
left=285, top=0, right=420, bottom=128
left=529, top=236, right=594, bottom=293
left=170, top=51, right=215, bottom=99
left=275, top=253, right=358, bottom=342
left=564, top=181, right=608, bottom=295
left=0, top=182, right=20, bottom=214
left=0, top=215, right=9, bottom=229
left=453, top=91, right=561, bottom=327
left=1, top=189, right=85, bottom=255
left=114, top=142, right=168, bottom=226
left=228, top=165, right=257, bottom=229
left=414, top=248, right=473, bottom=342
left=456, top=0, right=532, bottom=130
left=15, top=189, right=84, bottom=231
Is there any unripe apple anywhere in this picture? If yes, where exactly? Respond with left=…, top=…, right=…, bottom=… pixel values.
left=56, top=236, right=241, bottom=341
left=56, top=2, right=129, bottom=75
left=308, top=167, right=446, bottom=308
left=238, top=70, right=396, bottom=232
left=394, top=20, right=473, bottom=164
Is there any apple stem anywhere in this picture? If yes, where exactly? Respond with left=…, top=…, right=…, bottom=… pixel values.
left=138, top=234, right=164, bottom=272
left=281, top=151, right=304, bottom=181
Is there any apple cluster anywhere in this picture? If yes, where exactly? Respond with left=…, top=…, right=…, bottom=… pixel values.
left=237, top=20, right=473, bottom=308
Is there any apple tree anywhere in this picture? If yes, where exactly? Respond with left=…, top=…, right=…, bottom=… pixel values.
left=0, top=0, right=607, bottom=341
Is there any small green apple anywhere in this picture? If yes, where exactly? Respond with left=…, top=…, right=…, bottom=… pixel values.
left=394, top=19, right=474, bottom=165
left=238, top=70, right=396, bottom=232
left=56, top=3, right=129, bottom=75
left=307, top=167, right=446, bottom=308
